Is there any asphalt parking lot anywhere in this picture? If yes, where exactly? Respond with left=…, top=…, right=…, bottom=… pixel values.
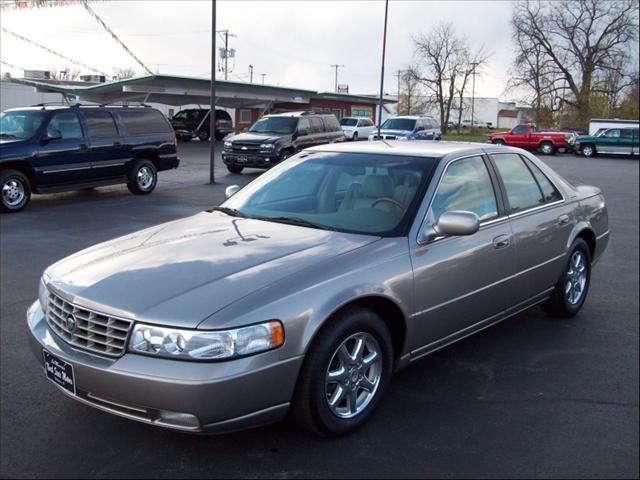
left=1, top=142, right=638, bottom=478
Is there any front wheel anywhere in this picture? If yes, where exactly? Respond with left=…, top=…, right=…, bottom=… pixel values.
left=1, top=169, right=31, bottom=213
left=226, top=164, right=244, bottom=174
left=198, top=129, right=210, bottom=142
left=127, top=159, right=157, bottom=195
left=352, top=132, right=358, bottom=141
left=290, top=306, right=393, bottom=436
left=542, top=238, right=591, bottom=318
left=581, top=144, right=596, bottom=157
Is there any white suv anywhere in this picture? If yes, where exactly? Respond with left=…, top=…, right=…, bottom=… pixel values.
left=340, top=117, right=375, bottom=141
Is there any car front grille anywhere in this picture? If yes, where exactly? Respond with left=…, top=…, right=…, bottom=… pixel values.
left=45, top=290, right=133, bottom=358
left=231, top=143, right=260, bottom=152
left=371, top=135, right=396, bottom=140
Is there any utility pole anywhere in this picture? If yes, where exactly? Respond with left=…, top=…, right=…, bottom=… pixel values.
left=377, top=0, right=389, bottom=136
left=394, top=69, right=403, bottom=113
left=470, top=62, right=479, bottom=127
left=261, top=73, right=266, bottom=85
left=330, top=64, right=345, bottom=92
left=209, top=0, right=216, bottom=184
left=216, top=29, right=236, bottom=80
left=149, top=62, right=167, bottom=74
left=249, top=64, right=253, bottom=83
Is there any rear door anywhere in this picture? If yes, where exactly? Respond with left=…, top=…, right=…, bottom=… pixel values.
left=489, top=152, right=572, bottom=305
left=81, top=109, right=126, bottom=179
left=309, top=117, right=325, bottom=146
left=36, top=110, right=93, bottom=186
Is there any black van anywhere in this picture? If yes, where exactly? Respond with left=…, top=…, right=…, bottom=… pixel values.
left=0, top=105, right=179, bottom=213
left=222, top=111, right=345, bottom=173
left=170, top=109, right=234, bottom=141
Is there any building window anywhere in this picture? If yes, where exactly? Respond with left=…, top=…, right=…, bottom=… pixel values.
left=239, top=109, right=252, bottom=123
left=332, top=108, right=343, bottom=120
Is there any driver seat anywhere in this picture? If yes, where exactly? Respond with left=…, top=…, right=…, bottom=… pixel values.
left=339, top=174, right=394, bottom=211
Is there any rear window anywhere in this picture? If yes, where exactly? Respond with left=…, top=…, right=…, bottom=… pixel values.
left=117, top=109, right=173, bottom=135
left=215, top=110, right=232, bottom=121
left=322, top=115, right=341, bottom=132
left=83, top=110, right=118, bottom=138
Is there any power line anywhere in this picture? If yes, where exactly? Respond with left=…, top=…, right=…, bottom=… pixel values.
left=1, top=27, right=108, bottom=75
left=216, top=29, right=237, bottom=80
left=330, top=64, right=345, bottom=92
left=81, top=1, right=153, bottom=75
left=0, top=60, right=26, bottom=72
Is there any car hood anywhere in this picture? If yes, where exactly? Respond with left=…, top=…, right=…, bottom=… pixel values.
left=229, top=132, right=288, bottom=144
left=44, top=211, right=379, bottom=329
left=0, top=138, right=26, bottom=145
left=376, top=129, right=410, bottom=136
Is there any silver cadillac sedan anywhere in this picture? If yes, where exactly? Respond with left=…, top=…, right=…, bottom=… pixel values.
left=28, top=141, right=609, bottom=436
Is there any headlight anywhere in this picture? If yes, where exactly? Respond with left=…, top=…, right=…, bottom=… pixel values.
left=224, top=141, right=233, bottom=148
left=38, top=277, right=48, bottom=313
left=260, top=143, right=275, bottom=149
left=396, top=136, right=409, bottom=141
left=129, top=320, right=284, bottom=361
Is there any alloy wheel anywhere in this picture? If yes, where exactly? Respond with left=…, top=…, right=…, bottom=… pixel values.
left=137, top=166, right=154, bottom=190
left=2, top=179, right=25, bottom=207
left=565, top=250, right=588, bottom=305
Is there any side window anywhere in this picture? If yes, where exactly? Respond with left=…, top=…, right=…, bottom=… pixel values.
left=522, top=156, right=562, bottom=203
left=415, top=120, right=424, bottom=131
left=604, top=129, right=620, bottom=138
left=83, top=110, right=118, bottom=138
left=620, top=129, right=633, bottom=139
left=512, top=125, right=527, bottom=134
left=430, top=155, right=498, bottom=222
left=309, top=117, right=323, bottom=133
left=118, top=110, right=173, bottom=135
left=173, top=111, right=187, bottom=120
left=298, top=118, right=311, bottom=134
left=47, top=111, right=83, bottom=139
left=492, top=153, right=544, bottom=212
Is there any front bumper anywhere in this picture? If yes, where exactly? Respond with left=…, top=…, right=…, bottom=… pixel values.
left=222, top=151, right=280, bottom=169
left=27, top=302, right=302, bottom=434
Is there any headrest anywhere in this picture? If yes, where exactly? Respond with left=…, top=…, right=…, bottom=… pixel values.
left=403, top=174, right=420, bottom=187
left=361, top=175, right=393, bottom=198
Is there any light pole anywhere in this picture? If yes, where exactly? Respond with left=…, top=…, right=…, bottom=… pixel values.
left=261, top=73, right=266, bottom=84
left=470, top=62, right=478, bottom=128
left=330, top=64, right=345, bottom=92
left=249, top=64, right=253, bottom=83
left=376, top=0, right=389, bottom=137
left=209, top=0, right=216, bottom=184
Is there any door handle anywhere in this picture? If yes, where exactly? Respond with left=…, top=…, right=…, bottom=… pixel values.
left=493, top=234, right=511, bottom=249
left=79, top=144, right=88, bottom=150
left=558, top=214, right=570, bottom=225
left=114, top=141, right=122, bottom=147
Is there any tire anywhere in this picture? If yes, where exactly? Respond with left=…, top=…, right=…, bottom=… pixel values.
left=227, top=165, right=244, bottom=174
left=198, top=130, right=210, bottom=142
left=542, top=238, right=591, bottom=318
left=215, top=132, right=224, bottom=141
left=127, top=159, right=157, bottom=195
left=280, top=149, right=294, bottom=161
left=581, top=144, right=596, bottom=157
left=290, top=306, right=393, bottom=437
left=492, top=139, right=506, bottom=146
left=178, top=135, right=191, bottom=142
left=0, top=169, right=31, bottom=213
left=352, top=132, right=359, bottom=141
left=539, top=141, right=556, bottom=155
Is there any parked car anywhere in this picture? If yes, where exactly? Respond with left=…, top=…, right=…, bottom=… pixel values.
left=560, top=126, right=588, bottom=136
left=368, top=116, right=441, bottom=141
left=221, top=111, right=344, bottom=174
left=28, top=141, right=608, bottom=436
left=170, top=108, right=234, bottom=141
left=340, top=116, right=375, bottom=141
left=588, top=118, right=639, bottom=136
left=575, top=127, right=639, bottom=157
left=487, top=123, right=576, bottom=154
left=0, top=105, right=179, bottom=213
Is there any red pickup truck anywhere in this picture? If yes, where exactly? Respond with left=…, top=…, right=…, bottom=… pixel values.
left=487, top=124, right=576, bottom=154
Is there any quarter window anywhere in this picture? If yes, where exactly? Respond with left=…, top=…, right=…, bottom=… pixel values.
left=48, top=112, right=83, bottom=139
left=430, top=155, right=498, bottom=222
left=309, top=117, right=324, bottom=133
left=492, top=153, right=545, bottom=212
left=83, top=110, right=118, bottom=138
left=118, top=110, right=172, bottom=135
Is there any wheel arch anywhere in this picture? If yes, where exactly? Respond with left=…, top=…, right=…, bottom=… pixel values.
left=0, top=161, right=36, bottom=189
left=567, top=222, right=597, bottom=261
left=131, top=150, right=160, bottom=170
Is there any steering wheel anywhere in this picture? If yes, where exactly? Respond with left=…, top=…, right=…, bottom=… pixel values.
left=371, top=197, right=406, bottom=211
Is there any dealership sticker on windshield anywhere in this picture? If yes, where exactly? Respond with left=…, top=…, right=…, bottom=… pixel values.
left=42, top=349, right=76, bottom=395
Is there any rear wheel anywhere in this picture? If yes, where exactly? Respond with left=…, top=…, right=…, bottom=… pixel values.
left=127, top=159, right=157, bottom=195
left=581, top=144, right=596, bottom=157
left=227, top=165, right=244, bottom=174
left=539, top=141, right=556, bottom=155
left=290, top=306, right=393, bottom=437
left=198, top=129, right=210, bottom=142
left=542, top=238, right=591, bottom=318
left=0, top=169, right=31, bottom=213
left=492, top=139, right=505, bottom=146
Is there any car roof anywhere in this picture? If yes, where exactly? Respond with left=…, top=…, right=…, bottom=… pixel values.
left=4, top=105, right=154, bottom=112
left=306, top=140, right=508, bottom=158
left=266, top=111, right=311, bottom=117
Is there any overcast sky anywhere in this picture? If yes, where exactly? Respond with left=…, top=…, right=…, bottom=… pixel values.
left=0, top=0, right=518, bottom=100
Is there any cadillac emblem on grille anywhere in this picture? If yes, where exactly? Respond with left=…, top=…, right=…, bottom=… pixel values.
left=65, top=314, right=77, bottom=333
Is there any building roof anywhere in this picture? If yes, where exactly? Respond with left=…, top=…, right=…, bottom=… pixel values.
left=498, top=109, right=519, bottom=118
left=9, top=74, right=396, bottom=108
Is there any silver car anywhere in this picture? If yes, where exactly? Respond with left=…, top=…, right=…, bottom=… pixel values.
left=27, top=142, right=609, bottom=436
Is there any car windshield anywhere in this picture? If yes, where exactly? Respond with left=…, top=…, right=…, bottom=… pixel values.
left=341, top=118, right=358, bottom=126
left=249, top=116, right=298, bottom=134
left=381, top=118, right=416, bottom=131
left=221, top=151, right=436, bottom=236
left=0, top=110, right=46, bottom=140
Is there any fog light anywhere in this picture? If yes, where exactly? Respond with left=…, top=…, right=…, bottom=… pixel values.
left=265, top=158, right=271, bottom=162
left=154, top=410, right=200, bottom=429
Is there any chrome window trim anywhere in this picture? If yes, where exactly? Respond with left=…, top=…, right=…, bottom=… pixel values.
left=415, top=152, right=503, bottom=245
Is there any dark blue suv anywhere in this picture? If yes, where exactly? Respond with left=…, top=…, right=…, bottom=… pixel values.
left=0, top=105, right=179, bottom=212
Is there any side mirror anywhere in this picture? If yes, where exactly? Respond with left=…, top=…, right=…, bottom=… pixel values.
left=418, top=210, right=480, bottom=244
left=225, top=185, right=240, bottom=199
left=42, top=128, right=62, bottom=143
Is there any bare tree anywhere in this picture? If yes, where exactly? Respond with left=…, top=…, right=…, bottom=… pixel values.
left=410, top=23, right=468, bottom=134
left=113, top=67, right=136, bottom=80
left=396, top=68, right=428, bottom=115
left=455, top=46, right=490, bottom=132
left=511, top=0, right=639, bottom=126
left=48, top=66, right=81, bottom=81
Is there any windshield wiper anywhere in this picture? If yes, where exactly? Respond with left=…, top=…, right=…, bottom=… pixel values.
left=0, top=133, right=18, bottom=139
left=210, top=206, right=248, bottom=218
left=258, top=216, right=333, bottom=231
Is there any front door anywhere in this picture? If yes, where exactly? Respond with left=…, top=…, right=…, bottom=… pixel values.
left=409, top=154, right=517, bottom=351
left=35, top=111, right=92, bottom=187
left=508, top=124, right=530, bottom=148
